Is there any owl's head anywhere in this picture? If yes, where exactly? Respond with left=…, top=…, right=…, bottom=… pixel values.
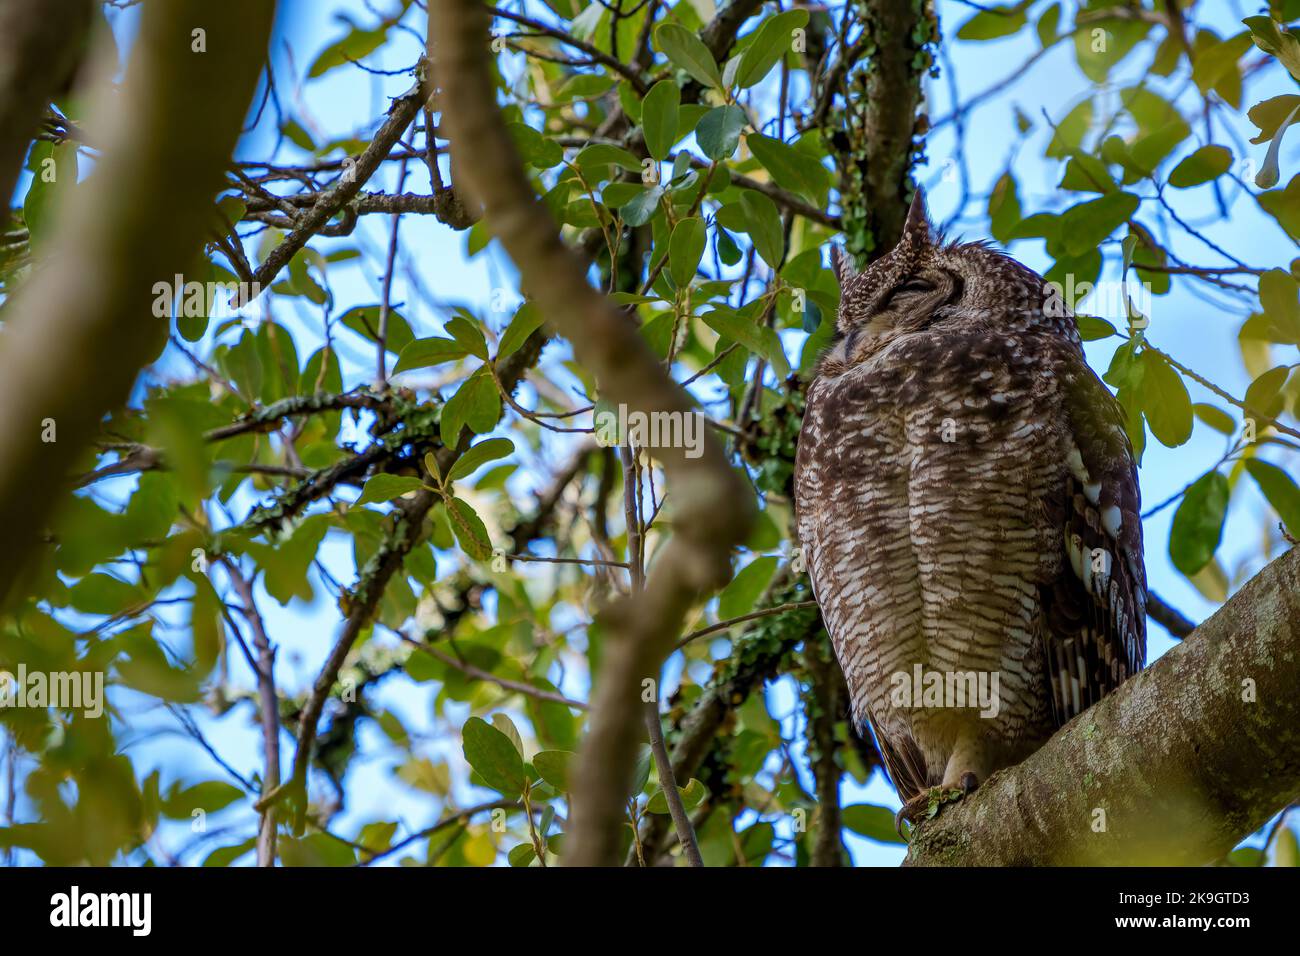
left=821, top=187, right=1062, bottom=375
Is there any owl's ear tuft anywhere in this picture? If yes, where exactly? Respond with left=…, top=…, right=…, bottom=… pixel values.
left=830, top=244, right=855, bottom=289
left=901, top=185, right=934, bottom=247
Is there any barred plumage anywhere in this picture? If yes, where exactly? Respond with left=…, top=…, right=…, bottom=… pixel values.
left=794, top=190, right=1146, bottom=821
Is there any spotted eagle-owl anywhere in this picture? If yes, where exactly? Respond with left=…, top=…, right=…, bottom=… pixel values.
left=793, top=188, right=1146, bottom=824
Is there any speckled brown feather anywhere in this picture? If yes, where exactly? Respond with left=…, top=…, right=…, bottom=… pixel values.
left=794, top=190, right=1145, bottom=802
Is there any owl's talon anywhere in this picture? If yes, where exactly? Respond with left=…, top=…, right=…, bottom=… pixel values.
left=895, top=777, right=979, bottom=840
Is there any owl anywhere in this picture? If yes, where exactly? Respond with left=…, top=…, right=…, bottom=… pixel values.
left=794, top=187, right=1146, bottom=828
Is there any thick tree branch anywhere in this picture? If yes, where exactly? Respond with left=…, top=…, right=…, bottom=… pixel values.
left=431, top=0, right=755, bottom=866
left=834, top=0, right=935, bottom=263
left=0, top=0, right=94, bottom=209
left=804, top=635, right=847, bottom=867
left=0, top=0, right=277, bottom=608
left=906, top=547, right=1300, bottom=866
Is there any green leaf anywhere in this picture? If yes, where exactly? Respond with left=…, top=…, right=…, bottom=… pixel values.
left=440, top=369, right=502, bottom=445
left=1249, top=94, right=1300, bottom=145
left=445, top=315, right=489, bottom=360
left=1193, top=403, right=1236, bottom=435
left=1139, top=352, right=1193, bottom=447
left=556, top=73, right=616, bottom=103
left=497, top=303, right=544, bottom=359
left=1075, top=314, right=1117, bottom=341
left=668, top=217, right=707, bottom=287
left=1244, top=365, right=1291, bottom=421
left=251, top=516, right=329, bottom=606
left=308, top=24, right=387, bottom=78
left=735, top=9, right=810, bottom=88
left=631, top=745, right=653, bottom=794
left=641, top=80, right=681, bottom=161
left=1244, top=16, right=1300, bottom=83
left=1059, top=152, right=1116, bottom=193
left=655, top=23, right=722, bottom=88
left=21, top=142, right=74, bottom=250
left=1228, top=846, right=1266, bottom=867
left=746, top=133, right=831, bottom=202
left=68, top=573, right=143, bottom=616
left=281, top=118, right=315, bottom=151
left=1169, top=471, right=1230, bottom=576
left=280, top=833, right=356, bottom=867
left=841, top=803, right=907, bottom=844
left=447, top=437, right=515, bottom=483
left=717, top=556, right=778, bottom=621
left=1036, top=3, right=1061, bottom=46
left=574, top=143, right=643, bottom=176
left=1006, top=211, right=1061, bottom=243
left=447, top=496, right=493, bottom=561
left=987, top=172, right=1022, bottom=243
left=1259, top=174, right=1300, bottom=242
left=956, top=3, right=1027, bottom=41
left=532, top=750, right=575, bottom=791
left=1276, top=826, right=1299, bottom=867
left=1073, top=16, right=1152, bottom=84
left=1188, top=559, right=1229, bottom=604
left=701, top=305, right=789, bottom=378
left=1128, top=223, right=1171, bottom=294
left=394, top=336, right=467, bottom=373
left=739, top=189, right=784, bottom=268
left=203, top=839, right=256, bottom=867
left=356, top=474, right=425, bottom=506
left=356, top=821, right=399, bottom=854
left=161, top=781, right=244, bottom=819
left=508, top=843, right=537, bottom=867
left=1245, top=459, right=1300, bottom=536
left=461, top=716, right=526, bottom=794
left=646, top=778, right=708, bottom=813
left=507, top=122, right=563, bottom=169
left=1060, top=192, right=1140, bottom=256
left=716, top=226, right=741, bottom=266
left=619, top=185, right=664, bottom=227
left=1046, top=99, right=1093, bottom=158
left=491, top=713, right=524, bottom=756
left=1258, top=269, right=1300, bottom=343
left=696, top=105, right=747, bottom=161
left=1168, top=145, right=1233, bottom=188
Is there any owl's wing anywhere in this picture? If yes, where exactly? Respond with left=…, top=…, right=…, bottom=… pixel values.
left=1038, top=355, right=1147, bottom=728
left=858, top=707, right=930, bottom=802
left=800, top=556, right=930, bottom=802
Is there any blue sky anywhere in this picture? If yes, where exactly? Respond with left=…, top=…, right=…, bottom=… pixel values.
left=37, top=0, right=1294, bottom=866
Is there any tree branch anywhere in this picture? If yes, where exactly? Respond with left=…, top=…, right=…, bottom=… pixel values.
left=219, top=559, right=281, bottom=867
left=0, top=0, right=277, bottom=608
left=431, top=0, right=755, bottom=866
left=0, top=0, right=94, bottom=209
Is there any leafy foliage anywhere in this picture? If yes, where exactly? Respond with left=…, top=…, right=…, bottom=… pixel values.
left=0, top=0, right=1297, bottom=869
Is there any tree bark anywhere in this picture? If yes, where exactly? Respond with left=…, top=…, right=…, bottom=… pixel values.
left=833, top=0, right=936, bottom=264
left=906, top=546, right=1300, bottom=866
